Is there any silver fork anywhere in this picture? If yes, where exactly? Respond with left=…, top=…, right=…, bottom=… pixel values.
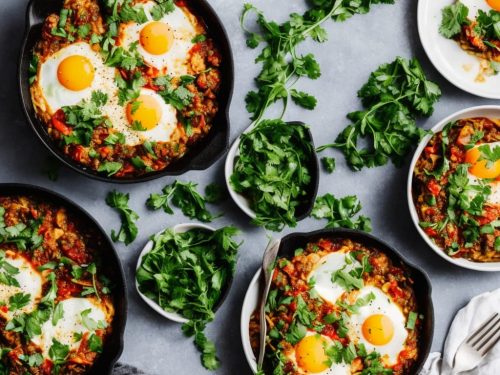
left=452, top=312, right=500, bottom=374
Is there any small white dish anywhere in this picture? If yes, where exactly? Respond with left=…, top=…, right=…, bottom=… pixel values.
left=135, top=223, right=216, bottom=323
left=418, top=0, right=500, bottom=99
left=224, top=125, right=258, bottom=220
left=240, top=269, right=261, bottom=373
left=407, top=105, right=500, bottom=272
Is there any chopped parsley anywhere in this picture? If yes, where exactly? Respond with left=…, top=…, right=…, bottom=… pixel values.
left=439, top=2, right=470, bottom=38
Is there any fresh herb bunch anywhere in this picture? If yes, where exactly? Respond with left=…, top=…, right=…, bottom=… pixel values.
left=230, top=120, right=315, bottom=231
left=241, top=0, right=395, bottom=123
left=105, top=190, right=139, bottom=245
left=136, top=226, right=241, bottom=370
left=311, top=194, right=372, bottom=231
left=318, top=57, right=441, bottom=170
left=146, top=181, right=220, bottom=222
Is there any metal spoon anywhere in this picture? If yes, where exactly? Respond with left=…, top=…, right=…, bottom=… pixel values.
left=257, top=238, right=281, bottom=370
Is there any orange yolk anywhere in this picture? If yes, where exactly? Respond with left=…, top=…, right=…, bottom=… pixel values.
left=465, top=147, right=500, bottom=179
left=295, top=335, right=330, bottom=373
left=487, top=0, right=500, bottom=11
left=57, top=55, right=94, bottom=91
left=126, top=95, right=162, bottom=130
left=139, top=22, right=174, bottom=55
left=362, top=314, right=394, bottom=346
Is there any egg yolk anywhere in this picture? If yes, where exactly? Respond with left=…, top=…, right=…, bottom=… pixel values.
left=487, top=0, right=500, bottom=11
left=140, top=22, right=174, bottom=55
left=465, top=146, right=500, bottom=179
left=57, top=55, right=95, bottom=91
left=126, top=95, right=162, bottom=130
left=295, top=335, right=330, bottom=373
left=362, top=314, right=394, bottom=346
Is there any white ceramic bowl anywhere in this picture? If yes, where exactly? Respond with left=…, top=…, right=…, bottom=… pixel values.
left=224, top=128, right=258, bottom=220
left=407, top=105, right=500, bottom=272
left=135, top=223, right=216, bottom=323
left=240, top=269, right=261, bottom=373
left=418, top=0, right=500, bottom=99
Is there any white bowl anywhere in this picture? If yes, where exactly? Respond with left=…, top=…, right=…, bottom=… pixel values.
left=135, top=223, right=216, bottom=323
left=224, top=126, right=258, bottom=220
left=418, top=0, right=500, bottom=99
left=240, top=269, right=261, bottom=373
left=407, top=105, right=500, bottom=272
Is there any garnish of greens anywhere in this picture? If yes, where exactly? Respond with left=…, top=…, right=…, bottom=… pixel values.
left=136, top=226, right=241, bottom=370
left=230, top=120, right=315, bottom=232
left=240, top=0, right=395, bottom=124
left=146, top=181, right=223, bottom=222
left=311, top=194, right=372, bottom=231
left=105, top=190, right=139, bottom=245
left=317, top=57, right=441, bottom=170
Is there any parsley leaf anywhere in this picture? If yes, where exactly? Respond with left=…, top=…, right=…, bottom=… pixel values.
left=440, top=2, right=470, bottom=38
left=311, top=194, right=372, bottom=231
left=9, top=292, right=31, bottom=311
left=151, top=0, right=176, bottom=21
left=106, top=191, right=139, bottom=245
left=290, top=89, right=317, bottom=110
left=97, top=161, right=123, bottom=176
left=318, top=57, right=441, bottom=170
left=321, top=157, right=336, bottom=173
left=146, top=181, right=219, bottom=222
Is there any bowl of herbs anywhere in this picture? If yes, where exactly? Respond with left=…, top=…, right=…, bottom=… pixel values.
left=135, top=223, right=242, bottom=370
left=224, top=120, right=319, bottom=232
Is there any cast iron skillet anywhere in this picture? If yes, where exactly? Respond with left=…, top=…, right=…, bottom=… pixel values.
left=272, top=228, right=434, bottom=374
left=0, top=183, right=127, bottom=375
left=18, top=0, right=234, bottom=183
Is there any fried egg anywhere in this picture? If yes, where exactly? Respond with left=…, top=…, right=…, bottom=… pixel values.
left=347, top=286, right=408, bottom=366
left=461, top=0, right=500, bottom=18
left=308, top=252, right=360, bottom=305
left=118, top=1, right=200, bottom=76
left=464, top=141, right=500, bottom=206
left=31, top=297, right=110, bottom=358
left=285, top=331, right=351, bottom=374
left=37, top=42, right=116, bottom=114
left=0, top=252, right=42, bottom=320
left=103, top=88, right=178, bottom=146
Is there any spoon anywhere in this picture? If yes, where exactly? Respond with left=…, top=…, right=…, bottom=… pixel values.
left=257, top=238, right=281, bottom=370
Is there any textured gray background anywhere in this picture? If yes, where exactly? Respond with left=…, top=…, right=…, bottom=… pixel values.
left=1, top=0, right=499, bottom=374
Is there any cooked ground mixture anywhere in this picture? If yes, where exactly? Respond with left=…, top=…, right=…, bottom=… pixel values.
left=29, top=0, right=222, bottom=178
left=412, top=117, right=500, bottom=261
left=0, top=195, right=114, bottom=374
left=249, top=237, right=421, bottom=375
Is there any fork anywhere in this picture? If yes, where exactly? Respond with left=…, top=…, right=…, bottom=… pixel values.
left=452, top=312, right=500, bottom=374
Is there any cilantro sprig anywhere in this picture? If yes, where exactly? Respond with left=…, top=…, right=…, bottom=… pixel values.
left=241, top=0, right=395, bottom=123
left=230, top=120, right=315, bottom=231
left=146, top=181, right=220, bottom=222
left=318, top=57, right=441, bottom=170
left=311, top=194, right=372, bottom=231
left=136, top=226, right=241, bottom=370
left=105, top=190, right=139, bottom=245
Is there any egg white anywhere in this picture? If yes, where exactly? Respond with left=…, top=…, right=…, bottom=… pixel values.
left=37, top=42, right=116, bottom=115
left=0, top=253, right=42, bottom=320
left=347, top=286, right=408, bottom=366
left=103, top=87, right=178, bottom=146
left=308, top=252, right=361, bottom=305
left=118, top=1, right=198, bottom=76
left=285, top=331, right=351, bottom=375
left=31, top=297, right=109, bottom=358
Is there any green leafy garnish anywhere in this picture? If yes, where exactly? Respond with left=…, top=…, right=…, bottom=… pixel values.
left=105, top=191, right=139, bottom=245
left=311, top=194, right=372, bottom=231
left=151, top=0, right=175, bottom=21
left=230, top=120, right=315, bottom=231
left=146, top=181, right=219, bottom=222
left=115, top=71, right=146, bottom=105
left=439, top=2, right=470, bottom=38
left=97, top=161, right=123, bottom=176
left=9, top=292, right=31, bottom=311
left=29, top=54, right=39, bottom=85
left=318, top=57, right=441, bottom=170
left=0, top=208, right=44, bottom=251
left=321, top=157, right=336, bottom=173
left=406, top=311, right=418, bottom=329
left=156, top=75, right=194, bottom=110
left=0, top=250, right=20, bottom=287
left=136, top=226, right=241, bottom=370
